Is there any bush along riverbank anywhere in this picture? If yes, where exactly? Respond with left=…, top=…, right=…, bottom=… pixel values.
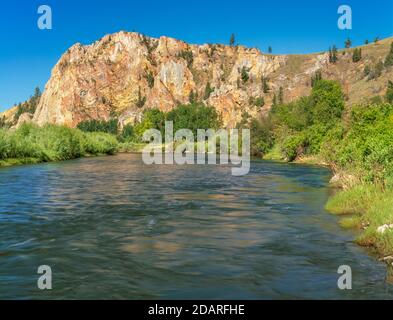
left=0, top=123, right=118, bottom=167
left=247, top=78, right=393, bottom=263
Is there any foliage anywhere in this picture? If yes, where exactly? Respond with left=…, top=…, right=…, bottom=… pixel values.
left=135, top=87, right=147, bottom=108
left=144, top=70, right=155, bottom=88
left=384, top=42, right=393, bottom=67
left=229, top=33, right=235, bottom=47
left=178, top=49, right=193, bottom=67
left=352, top=48, right=362, bottom=62
left=329, top=46, right=338, bottom=63
left=203, top=82, right=215, bottom=100
left=249, top=96, right=265, bottom=109
left=386, top=80, right=393, bottom=103
left=368, top=61, right=384, bottom=80
left=278, top=87, right=284, bottom=105
left=14, top=87, right=42, bottom=122
left=189, top=90, right=198, bottom=104
left=262, top=76, right=270, bottom=93
left=240, top=66, right=250, bottom=84
left=0, top=124, right=117, bottom=163
left=118, top=124, right=136, bottom=142
left=249, top=118, right=274, bottom=156
left=166, top=103, right=221, bottom=136
left=311, top=70, right=322, bottom=87
left=134, top=108, right=166, bottom=139
left=77, top=118, right=119, bottom=135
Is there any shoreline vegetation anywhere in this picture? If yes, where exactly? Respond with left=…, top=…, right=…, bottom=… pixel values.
left=1, top=77, right=393, bottom=266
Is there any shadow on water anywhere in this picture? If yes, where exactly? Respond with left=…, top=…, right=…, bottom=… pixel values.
left=0, top=154, right=392, bottom=299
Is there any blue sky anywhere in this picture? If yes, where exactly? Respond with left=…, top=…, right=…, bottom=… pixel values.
left=0, top=0, right=392, bottom=111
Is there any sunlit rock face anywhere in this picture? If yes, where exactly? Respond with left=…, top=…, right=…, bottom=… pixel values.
left=30, top=32, right=393, bottom=128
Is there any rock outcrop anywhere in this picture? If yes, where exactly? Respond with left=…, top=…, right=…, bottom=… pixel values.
left=4, top=32, right=393, bottom=128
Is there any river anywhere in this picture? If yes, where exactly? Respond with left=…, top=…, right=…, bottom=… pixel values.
left=0, top=153, right=391, bottom=299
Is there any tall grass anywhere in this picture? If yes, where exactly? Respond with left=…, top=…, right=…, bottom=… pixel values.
left=0, top=123, right=118, bottom=165
left=326, top=184, right=393, bottom=256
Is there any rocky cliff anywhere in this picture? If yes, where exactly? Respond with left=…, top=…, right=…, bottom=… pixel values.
left=4, top=32, right=393, bottom=128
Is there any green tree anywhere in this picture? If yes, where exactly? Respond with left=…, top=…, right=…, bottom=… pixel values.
left=311, top=70, right=322, bottom=87
left=329, top=46, right=338, bottom=63
left=272, top=93, right=277, bottom=108
left=364, top=65, right=371, bottom=77
left=386, top=80, right=393, bottom=103
left=230, top=33, right=235, bottom=47
left=135, top=87, right=146, bottom=108
left=189, top=90, right=198, bottom=104
left=178, top=50, right=193, bottom=67
left=144, top=70, right=155, bottom=88
left=368, top=61, right=384, bottom=80
left=352, top=48, right=362, bottom=62
left=203, top=82, right=214, bottom=100
left=262, top=76, right=270, bottom=93
left=240, top=66, right=250, bottom=84
left=384, top=42, right=393, bottom=67
left=278, top=87, right=284, bottom=105
left=310, top=80, right=345, bottom=125
left=166, top=103, right=221, bottom=136
left=345, top=38, right=352, bottom=48
left=248, top=118, right=274, bottom=156
left=134, top=108, right=166, bottom=139
left=268, top=46, right=272, bottom=54
left=77, top=119, right=119, bottom=135
left=119, top=124, right=135, bottom=142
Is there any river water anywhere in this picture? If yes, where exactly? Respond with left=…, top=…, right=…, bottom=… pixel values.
left=0, top=153, right=391, bottom=299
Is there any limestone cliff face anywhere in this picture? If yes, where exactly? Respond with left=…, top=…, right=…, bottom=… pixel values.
left=33, top=32, right=286, bottom=128
left=16, top=32, right=393, bottom=128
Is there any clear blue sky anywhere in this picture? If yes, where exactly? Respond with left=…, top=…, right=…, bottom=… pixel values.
left=1, top=0, right=392, bottom=111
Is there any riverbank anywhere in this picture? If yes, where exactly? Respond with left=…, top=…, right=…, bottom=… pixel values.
left=0, top=124, right=118, bottom=168
left=261, top=151, right=393, bottom=265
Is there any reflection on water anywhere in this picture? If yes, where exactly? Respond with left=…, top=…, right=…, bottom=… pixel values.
left=0, top=154, right=392, bottom=299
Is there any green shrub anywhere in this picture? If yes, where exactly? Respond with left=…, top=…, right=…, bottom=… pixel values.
left=118, top=124, right=135, bottom=142
left=0, top=124, right=119, bottom=164
left=77, top=118, right=118, bottom=135
left=83, top=132, right=118, bottom=155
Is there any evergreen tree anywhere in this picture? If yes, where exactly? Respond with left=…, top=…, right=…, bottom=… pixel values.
left=364, top=65, right=371, bottom=77
left=311, top=70, right=322, bottom=87
left=352, top=48, right=362, bottom=62
left=331, top=45, right=338, bottom=63
left=272, top=93, right=277, bottom=107
left=230, top=33, right=235, bottom=47
left=278, top=87, right=284, bottom=105
left=262, top=76, right=270, bottom=93
left=203, top=82, right=214, bottom=100
left=268, top=46, right=272, bottom=54
left=386, top=80, right=393, bottom=103
left=345, top=38, right=352, bottom=48
left=189, top=90, right=198, bottom=104
left=384, top=42, right=393, bottom=67
left=365, top=39, right=369, bottom=45
left=240, top=66, right=249, bottom=84
left=135, top=87, right=146, bottom=108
